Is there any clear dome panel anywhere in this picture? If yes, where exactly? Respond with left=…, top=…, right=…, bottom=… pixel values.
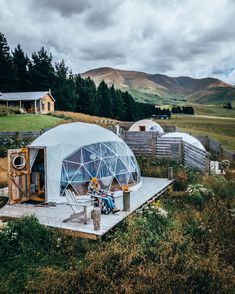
left=71, top=182, right=85, bottom=195
left=101, top=143, right=116, bottom=158
left=97, top=160, right=113, bottom=178
left=82, top=147, right=99, bottom=163
left=102, top=142, right=118, bottom=154
left=60, top=141, right=141, bottom=196
left=116, top=142, right=127, bottom=155
left=85, top=142, right=102, bottom=157
left=115, top=173, right=129, bottom=186
left=115, top=158, right=129, bottom=174
left=62, top=161, right=80, bottom=180
left=72, top=166, right=89, bottom=182
left=83, top=160, right=100, bottom=178
left=104, top=156, right=117, bottom=173
left=65, top=148, right=83, bottom=163
left=99, top=176, right=113, bottom=190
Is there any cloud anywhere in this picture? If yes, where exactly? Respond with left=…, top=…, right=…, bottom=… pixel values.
left=0, top=0, right=234, bottom=84
left=30, top=0, right=91, bottom=17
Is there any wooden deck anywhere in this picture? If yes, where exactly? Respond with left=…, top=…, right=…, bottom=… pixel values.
left=0, top=177, right=173, bottom=239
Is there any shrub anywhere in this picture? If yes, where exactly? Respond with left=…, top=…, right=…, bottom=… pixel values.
left=0, top=216, right=56, bottom=258
left=202, top=174, right=235, bottom=199
left=0, top=137, right=33, bottom=157
left=0, top=105, right=21, bottom=116
left=186, top=184, right=214, bottom=209
left=221, top=159, right=230, bottom=169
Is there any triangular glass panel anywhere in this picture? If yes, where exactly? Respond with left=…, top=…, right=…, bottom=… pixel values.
left=78, top=165, right=93, bottom=182
left=65, top=148, right=82, bottom=163
left=70, top=166, right=84, bottom=182
left=128, top=173, right=135, bottom=184
left=61, top=164, right=69, bottom=182
left=101, top=143, right=116, bottom=158
left=82, top=147, right=99, bottom=163
left=97, top=160, right=113, bottom=179
left=85, top=143, right=102, bottom=158
left=62, top=161, right=80, bottom=180
left=119, top=155, right=131, bottom=171
left=132, top=172, right=138, bottom=183
left=116, top=142, right=127, bottom=155
left=103, top=141, right=117, bottom=154
left=104, top=156, right=117, bottom=173
left=115, top=173, right=129, bottom=187
left=71, top=182, right=85, bottom=195
left=84, top=160, right=101, bottom=178
left=99, top=176, right=113, bottom=190
left=60, top=181, right=69, bottom=196
left=115, top=158, right=129, bottom=174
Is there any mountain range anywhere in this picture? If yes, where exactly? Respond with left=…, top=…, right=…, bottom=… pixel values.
left=81, top=67, right=235, bottom=105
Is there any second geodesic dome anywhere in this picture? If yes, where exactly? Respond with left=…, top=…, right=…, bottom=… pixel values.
left=128, top=119, right=164, bottom=133
left=162, top=132, right=206, bottom=151
left=29, top=122, right=141, bottom=202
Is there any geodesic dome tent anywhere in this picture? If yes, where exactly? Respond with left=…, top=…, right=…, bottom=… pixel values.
left=162, top=132, right=206, bottom=151
left=29, top=122, right=141, bottom=203
left=128, top=119, right=164, bottom=133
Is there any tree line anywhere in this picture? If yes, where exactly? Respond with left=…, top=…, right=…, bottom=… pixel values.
left=171, top=106, right=194, bottom=115
left=0, top=32, right=171, bottom=121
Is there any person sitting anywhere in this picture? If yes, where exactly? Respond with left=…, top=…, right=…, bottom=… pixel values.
left=88, top=177, right=120, bottom=214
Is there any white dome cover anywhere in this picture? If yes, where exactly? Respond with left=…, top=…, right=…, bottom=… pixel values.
left=162, top=132, right=205, bottom=151
left=129, top=119, right=164, bottom=133
left=30, top=122, right=141, bottom=202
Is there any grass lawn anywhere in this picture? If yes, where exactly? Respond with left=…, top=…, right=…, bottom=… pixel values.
left=192, top=104, right=235, bottom=118
left=0, top=114, right=65, bottom=132
left=159, top=115, right=235, bottom=152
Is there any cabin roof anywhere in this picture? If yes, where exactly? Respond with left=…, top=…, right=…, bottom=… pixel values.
left=0, top=91, right=55, bottom=101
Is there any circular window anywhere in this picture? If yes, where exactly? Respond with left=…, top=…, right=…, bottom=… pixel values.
left=90, top=154, right=96, bottom=160
left=12, top=155, right=26, bottom=170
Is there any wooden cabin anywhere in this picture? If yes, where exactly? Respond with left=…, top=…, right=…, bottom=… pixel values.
left=0, top=90, right=55, bottom=114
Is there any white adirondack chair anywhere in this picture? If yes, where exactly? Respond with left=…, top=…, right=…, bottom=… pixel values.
left=63, top=189, right=94, bottom=224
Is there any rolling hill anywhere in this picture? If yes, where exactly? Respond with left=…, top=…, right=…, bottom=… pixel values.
left=81, top=67, right=235, bottom=105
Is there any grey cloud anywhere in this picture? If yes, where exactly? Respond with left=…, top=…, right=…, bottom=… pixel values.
left=81, top=44, right=125, bottom=62
left=0, top=0, right=235, bottom=83
left=30, top=0, right=91, bottom=17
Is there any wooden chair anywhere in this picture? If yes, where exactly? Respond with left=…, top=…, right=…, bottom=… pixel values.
left=63, top=190, right=94, bottom=224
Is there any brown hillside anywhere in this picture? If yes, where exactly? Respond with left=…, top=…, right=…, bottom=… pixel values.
left=81, top=67, right=235, bottom=104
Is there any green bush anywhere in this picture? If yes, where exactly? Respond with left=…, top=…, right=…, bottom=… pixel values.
left=0, top=105, right=21, bottom=116
left=186, top=184, right=214, bottom=209
left=0, top=137, right=33, bottom=157
left=203, top=175, right=235, bottom=199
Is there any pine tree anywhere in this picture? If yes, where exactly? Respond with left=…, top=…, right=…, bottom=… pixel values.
left=0, top=32, right=15, bottom=91
left=97, top=80, right=112, bottom=117
left=29, top=46, right=55, bottom=90
left=110, top=86, right=124, bottom=119
left=12, top=44, right=31, bottom=91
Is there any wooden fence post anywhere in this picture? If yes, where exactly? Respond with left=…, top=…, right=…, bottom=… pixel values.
left=91, top=208, right=101, bottom=230
left=123, top=191, right=130, bottom=211
left=151, top=132, right=157, bottom=157
left=205, top=153, right=210, bottom=173
left=168, top=167, right=173, bottom=180
left=179, top=139, right=184, bottom=161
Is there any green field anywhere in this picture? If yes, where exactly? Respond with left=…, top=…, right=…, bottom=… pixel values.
left=192, top=104, right=235, bottom=118
left=159, top=115, right=235, bottom=152
left=0, top=114, right=65, bottom=132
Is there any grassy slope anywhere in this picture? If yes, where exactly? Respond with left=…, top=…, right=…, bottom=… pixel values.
left=192, top=104, right=235, bottom=118
left=0, top=114, right=65, bottom=132
left=159, top=115, right=235, bottom=152
left=187, top=87, right=235, bottom=104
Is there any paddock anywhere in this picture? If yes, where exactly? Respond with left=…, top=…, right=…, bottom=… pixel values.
left=0, top=177, right=173, bottom=239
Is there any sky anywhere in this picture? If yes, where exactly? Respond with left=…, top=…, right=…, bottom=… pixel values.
left=0, top=0, right=235, bottom=84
